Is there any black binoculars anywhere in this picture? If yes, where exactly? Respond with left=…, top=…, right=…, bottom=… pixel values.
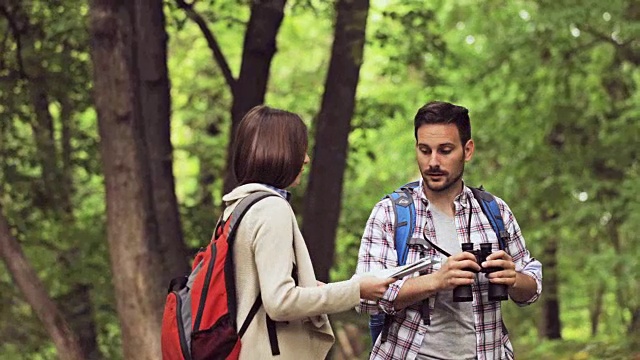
left=452, top=243, right=509, bottom=302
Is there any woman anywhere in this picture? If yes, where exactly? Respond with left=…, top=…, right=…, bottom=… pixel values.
left=223, top=105, right=393, bottom=359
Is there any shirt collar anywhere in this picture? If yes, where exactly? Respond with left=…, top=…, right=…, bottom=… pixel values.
left=260, top=183, right=292, bottom=202
left=417, top=178, right=473, bottom=209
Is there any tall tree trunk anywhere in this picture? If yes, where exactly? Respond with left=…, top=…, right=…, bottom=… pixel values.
left=25, top=9, right=102, bottom=355
left=590, top=282, right=605, bottom=337
left=59, top=98, right=74, bottom=218
left=89, top=1, right=164, bottom=358
left=58, top=284, right=101, bottom=360
left=222, top=0, right=286, bottom=194
left=29, top=80, right=59, bottom=209
left=302, top=0, right=370, bottom=282
left=134, top=0, right=189, bottom=280
left=0, top=204, right=84, bottom=360
left=628, top=306, right=640, bottom=343
left=174, top=0, right=286, bottom=195
left=198, top=161, right=215, bottom=209
left=51, top=69, right=103, bottom=360
left=540, top=236, right=562, bottom=339
left=14, top=3, right=101, bottom=356
left=197, top=133, right=216, bottom=209
left=607, top=218, right=635, bottom=338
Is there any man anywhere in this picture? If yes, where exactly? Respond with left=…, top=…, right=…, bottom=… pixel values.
left=355, top=101, right=542, bottom=360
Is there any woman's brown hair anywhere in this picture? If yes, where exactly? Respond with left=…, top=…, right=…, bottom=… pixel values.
left=232, top=105, right=308, bottom=189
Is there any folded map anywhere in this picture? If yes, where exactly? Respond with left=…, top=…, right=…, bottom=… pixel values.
left=354, top=257, right=438, bottom=280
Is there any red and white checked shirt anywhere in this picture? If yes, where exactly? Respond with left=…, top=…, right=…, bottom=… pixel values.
left=356, top=181, right=542, bottom=360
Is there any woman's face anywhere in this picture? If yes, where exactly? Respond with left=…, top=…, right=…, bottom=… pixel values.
left=288, top=153, right=310, bottom=188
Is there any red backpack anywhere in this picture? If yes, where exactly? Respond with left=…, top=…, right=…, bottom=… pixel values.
left=161, top=192, right=280, bottom=360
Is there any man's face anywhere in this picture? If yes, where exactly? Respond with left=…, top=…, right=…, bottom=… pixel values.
left=416, top=123, right=474, bottom=193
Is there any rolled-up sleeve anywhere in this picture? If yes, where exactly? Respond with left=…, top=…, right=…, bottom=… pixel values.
left=355, top=199, right=406, bottom=315
left=375, top=278, right=407, bottom=315
left=515, top=258, right=543, bottom=305
left=499, top=199, right=543, bottom=305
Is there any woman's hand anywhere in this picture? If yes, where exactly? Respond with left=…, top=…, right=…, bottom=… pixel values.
left=358, top=276, right=396, bottom=301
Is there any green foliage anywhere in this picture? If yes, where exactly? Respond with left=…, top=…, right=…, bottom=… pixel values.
left=167, top=14, right=234, bottom=245
left=516, top=338, right=640, bottom=360
left=335, top=0, right=639, bottom=356
left=0, top=0, right=638, bottom=358
left=0, top=1, right=112, bottom=357
left=448, top=0, right=640, bottom=342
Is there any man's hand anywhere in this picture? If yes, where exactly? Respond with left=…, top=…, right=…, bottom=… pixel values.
left=482, top=250, right=517, bottom=287
left=433, top=251, right=482, bottom=291
left=393, top=251, right=480, bottom=310
left=483, top=250, right=538, bottom=302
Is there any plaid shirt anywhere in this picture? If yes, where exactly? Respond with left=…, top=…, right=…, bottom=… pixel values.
left=260, top=183, right=291, bottom=201
left=356, top=181, right=542, bottom=360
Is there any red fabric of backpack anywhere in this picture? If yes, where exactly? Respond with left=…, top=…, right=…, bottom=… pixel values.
left=161, top=192, right=278, bottom=360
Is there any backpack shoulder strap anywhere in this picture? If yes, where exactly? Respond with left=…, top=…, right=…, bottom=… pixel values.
left=224, top=191, right=278, bottom=323
left=469, top=186, right=509, bottom=250
left=469, top=186, right=512, bottom=337
left=386, top=181, right=419, bottom=266
left=226, top=191, right=281, bottom=354
left=373, top=181, right=418, bottom=344
left=227, top=191, right=278, bottom=237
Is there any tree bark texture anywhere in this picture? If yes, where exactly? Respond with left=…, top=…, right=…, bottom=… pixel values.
left=29, top=80, right=60, bottom=210
left=0, top=205, right=84, bottom=360
left=628, top=307, right=640, bottom=343
left=27, top=86, right=76, bottom=219
left=540, top=237, right=562, bottom=339
left=89, top=1, right=164, bottom=358
left=222, top=0, right=287, bottom=194
left=59, top=98, right=75, bottom=217
left=58, top=284, right=101, bottom=360
left=10, top=4, right=100, bottom=354
left=134, top=0, right=189, bottom=280
left=302, top=0, right=370, bottom=282
left=590, top=282, right=605, bottom=337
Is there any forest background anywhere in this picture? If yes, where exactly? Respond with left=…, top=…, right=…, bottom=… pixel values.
left=0, top=0, right=638, bottom=359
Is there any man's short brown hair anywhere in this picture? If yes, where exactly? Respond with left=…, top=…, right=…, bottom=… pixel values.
left=232, top=105, right=308, bottom=189
left=414, top=101, right=471, bottom=145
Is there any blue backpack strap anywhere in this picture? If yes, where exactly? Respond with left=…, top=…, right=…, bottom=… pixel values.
left=469, top=186, right=511, bottom=335
left=386, top=181, right=419, bottom=266
left=369, top=181, right=419, bottom=344
left=469, top=186, right=508, bottom=250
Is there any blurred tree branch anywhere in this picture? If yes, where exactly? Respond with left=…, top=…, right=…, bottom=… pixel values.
left=0, top=3, right=27, bottom=78
left=581, top=25, right=640, bottom=65
left=174, top=0, right=236, bottom=91
left=0, top=203, right=84, bottom=360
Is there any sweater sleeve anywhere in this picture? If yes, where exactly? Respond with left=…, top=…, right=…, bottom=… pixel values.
left=248, top=197, right=360, bottom=322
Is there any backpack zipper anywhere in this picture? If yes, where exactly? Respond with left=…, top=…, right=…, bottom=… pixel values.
left=173, top=291, right=192, bottom=360
left=193, top=241, right=217, bottom=331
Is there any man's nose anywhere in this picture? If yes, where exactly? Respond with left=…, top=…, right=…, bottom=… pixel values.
left=428, top=153, right=440, bottom=167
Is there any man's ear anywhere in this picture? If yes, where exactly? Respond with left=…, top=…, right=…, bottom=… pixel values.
left=464, top=139, right=475, bottom=161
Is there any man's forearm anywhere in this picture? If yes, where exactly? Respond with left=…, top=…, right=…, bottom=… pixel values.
left=509, top=272, right=537, bottom=302
left=393, top=274, right=440, bottom=310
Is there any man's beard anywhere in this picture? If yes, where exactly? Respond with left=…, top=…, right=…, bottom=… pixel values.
left=423, top=154, right=465, bottom=193
left=424, top=167, right=464, bottom=192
